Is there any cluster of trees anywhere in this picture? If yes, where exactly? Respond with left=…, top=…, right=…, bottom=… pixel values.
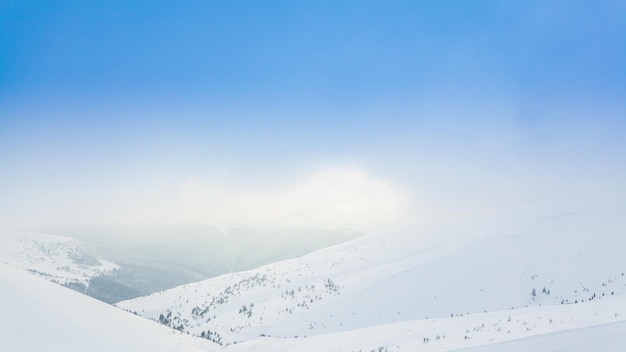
left=324, top=278, right=341, bottom=294
left=238, top=303, right=254, bottom=317
left=199, top=329, right=223, bottom=345
left=531, top=286, right=551, bottom=300
left=158, top=312, right=172, bottom=325
left=157, top=311, right=185, bottom=331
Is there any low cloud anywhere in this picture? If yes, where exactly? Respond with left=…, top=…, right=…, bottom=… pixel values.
left=171, top=166, right=409, bottom=231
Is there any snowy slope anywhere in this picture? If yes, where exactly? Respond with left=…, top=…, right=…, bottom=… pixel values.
left=458, top=320, right=626, bottom=352
left=0, top=263, right=219, bottom=352
left=0, top=231, right=119, bottom=287
left=229, top=294, right=626, bottom=351
left=3, top=259, right=624, bottom=352
left=0, top=229, right=359, bottom=304
left=0, top=231, right=216, bottom=304
left=118, top=200, right=626, bottom=347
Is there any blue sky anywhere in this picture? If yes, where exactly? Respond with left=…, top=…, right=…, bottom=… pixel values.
left=1, top=1, right=625, bottom=231
left=2, top=1, right=625, bottom=104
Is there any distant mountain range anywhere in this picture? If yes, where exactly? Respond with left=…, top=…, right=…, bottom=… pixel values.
left=2, top=200, right=626, bottom=351
left=0, top=227, right=359, bottom=303
left=118, top=200, right=626, bottom=349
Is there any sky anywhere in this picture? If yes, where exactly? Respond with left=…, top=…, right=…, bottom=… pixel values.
left=1, top=1, right=625, bottom=232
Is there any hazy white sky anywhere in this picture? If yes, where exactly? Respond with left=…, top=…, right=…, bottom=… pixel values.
left=1, top=102, right=625, bottom=233
left=1, top=1, right=625, bottom=233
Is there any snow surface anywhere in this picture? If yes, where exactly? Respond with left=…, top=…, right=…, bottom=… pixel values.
left=118, top=200, right=626, bottom=348
left=4, top=200, right=626, bottom=351
left=0, top=263, right=218, bottom=352
left=0, top=231, right=119, bottom=287
left=227, top=294, right=626, bottom=351
left=3, top=259, right=625, bottom=352
left=458, top=320, right=626, bottom=352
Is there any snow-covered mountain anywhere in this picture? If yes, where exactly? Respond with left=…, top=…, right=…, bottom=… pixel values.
left=0, top=231, right=119, bottom=287
left=226, top=295, right=626, bottom=351
left=2, top=255, right=625, bottom=352
left=460, top=320, right=626, bottom=352
left=0, top=231, right=210, bottom=303
left=117, top=200, right=626, bottom=349
left=69, top=226, right=360, bottom=274
left=0, top=262, right=219, bottom=352
left=0, top=228, right=359, bottom=304
left=3, top=200, right=625, bottom=351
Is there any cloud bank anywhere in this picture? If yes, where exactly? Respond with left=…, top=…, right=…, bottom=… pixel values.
left=168, top=166, right=408, bottom=231
left=0, top=166, right=408, bottom=232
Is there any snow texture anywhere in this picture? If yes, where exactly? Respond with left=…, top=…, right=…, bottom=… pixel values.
left=117, top=200, right=626, bottom=350
left=0, top=263, right=218, bottom=352
left=3, top=200, right=626, bottom=351
left=0, top=231, right=118, bottom=287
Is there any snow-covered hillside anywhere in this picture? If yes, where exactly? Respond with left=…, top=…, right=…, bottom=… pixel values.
left=0, top=231, right=118, bottom=287
left=0, top=231, right=219, bottom=303
left=117, top=200, right=626, bottom=348
left=2, top=201, right=625, bottom=351
left=0, top=263, right=219, bottom=352
left=0, top=229, right=359, bottom=304
left=228, top=294, right=626, bottom=351
left=459, top=320, right=626, bottom=352
left=3, top=246, right=625, bottom=352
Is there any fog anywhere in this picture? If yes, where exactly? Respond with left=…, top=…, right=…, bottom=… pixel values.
left=1, top=100, right=625, bottom=242
left=1, top=0, right=625, bottom=250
